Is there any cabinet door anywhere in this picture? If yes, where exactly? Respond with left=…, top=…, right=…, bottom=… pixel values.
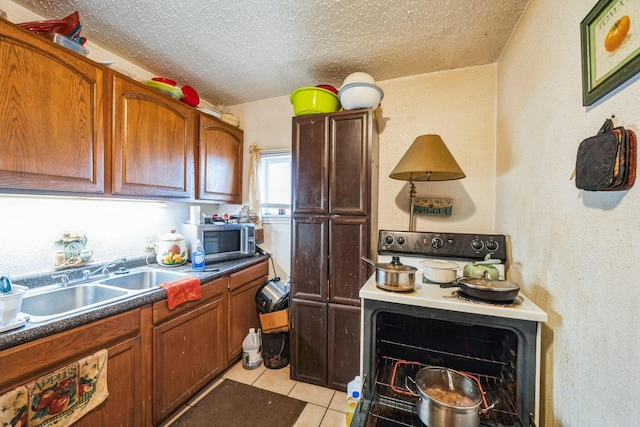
left=290, top=298, right=327, bottom=386
left=327, top=303, right=360, bottom=391
left=74, top=335, right=143, bottom=427
left=290, top=216, right=328, bottom=302
left=292, top=115, right=329, bottom=214
left=329, top=216, right=369, bottom=305
left=111, top=73, right=195, bottom=198
left=329, top=110, right=372, bottom=216
left=0, top=21, right=104, bottom=194
left=227, top=276, right=265, bottom=363
left=198, top=114, right=243, bottom=202
left=153, top=298, right=226, bottom=424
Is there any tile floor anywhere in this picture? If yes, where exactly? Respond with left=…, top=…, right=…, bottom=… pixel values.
left=160, top=360, right=347, bottom=427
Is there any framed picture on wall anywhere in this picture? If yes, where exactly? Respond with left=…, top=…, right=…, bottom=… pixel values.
left=581, top=0, right=640, bottom=106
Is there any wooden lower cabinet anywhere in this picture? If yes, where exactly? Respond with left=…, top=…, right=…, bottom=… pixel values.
left=227, top=261, right=269, bottom=363
left=74, top=335, right=143, bottom=427
left=327, top=303, right=360, bottom=390
left=152, top=277, right=227, bottom=425
left=0, top=310, right=144, bottom=427
left=290, top=301, right=361, bottom=391
left=290, top=298, right=327, bottom=385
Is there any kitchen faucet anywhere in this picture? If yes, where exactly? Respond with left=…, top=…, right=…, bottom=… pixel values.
left=82, top=257, right=127, bottom=280
left=51, top=273, right=70, bottom=287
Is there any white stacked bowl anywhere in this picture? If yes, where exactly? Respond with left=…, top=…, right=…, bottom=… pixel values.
left=339, top=82, right=384, bottom=110
left=339, top=72, right=384, bottom=110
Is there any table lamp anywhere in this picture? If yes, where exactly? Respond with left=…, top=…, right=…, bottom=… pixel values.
left=389, top=134, right=465, bottom=230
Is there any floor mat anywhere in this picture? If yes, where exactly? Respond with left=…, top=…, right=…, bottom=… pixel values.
left=171, top=379, right=307, bottom=427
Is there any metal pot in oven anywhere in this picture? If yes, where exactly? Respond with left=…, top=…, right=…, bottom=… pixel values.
left=410, top=367, right=485, bottom=427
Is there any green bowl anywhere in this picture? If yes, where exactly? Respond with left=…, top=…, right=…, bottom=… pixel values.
left=290, top=87, right=340, bottom=116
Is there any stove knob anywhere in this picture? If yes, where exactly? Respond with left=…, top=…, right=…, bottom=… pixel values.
left=396, top=236, right=406, bottom=246
left=384, top=235, right=394, bottom=245
left=486, top=240, right=499, bottom=251
left=431, top=237, right=444, bottom=249
left=471, top=239, right=484, bottom=250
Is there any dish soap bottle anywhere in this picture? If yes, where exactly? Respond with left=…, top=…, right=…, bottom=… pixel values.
left=191, top=239, right=205, bottom=271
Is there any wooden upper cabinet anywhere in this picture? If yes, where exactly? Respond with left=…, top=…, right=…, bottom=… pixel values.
left=0, top=20, right=105, bottom=194
left=110, top=72, right=195, bottom=198
left=197, top=114, right=243, bottom=203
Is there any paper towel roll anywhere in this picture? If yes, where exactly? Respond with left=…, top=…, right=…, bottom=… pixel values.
left=190, top=206, right=201, bottom=225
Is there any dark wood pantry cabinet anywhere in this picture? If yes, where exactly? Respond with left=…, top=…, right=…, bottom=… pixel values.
left=290, top=109, right=378, bottom=391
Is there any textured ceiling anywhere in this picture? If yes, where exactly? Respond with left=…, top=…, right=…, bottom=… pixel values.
left=12, top=0, right=529, bottom=106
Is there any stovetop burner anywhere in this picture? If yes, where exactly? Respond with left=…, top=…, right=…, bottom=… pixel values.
left=452, top=291, right=522, bottom=308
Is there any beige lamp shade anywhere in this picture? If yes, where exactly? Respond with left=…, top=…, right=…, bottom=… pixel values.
left=389, top=135, right=465, bottom=181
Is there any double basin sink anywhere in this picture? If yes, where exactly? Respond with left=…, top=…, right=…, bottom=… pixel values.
left=20, top=268, right=190, bottom=323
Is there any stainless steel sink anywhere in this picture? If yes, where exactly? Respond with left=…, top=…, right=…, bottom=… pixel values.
left=21, top=284, right=128, bottom=322
left=20, top=268, right=193, bottom=323
left=98, top=269, right=189, bottom=290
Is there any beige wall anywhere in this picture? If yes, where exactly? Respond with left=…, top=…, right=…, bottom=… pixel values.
left=231, top=65, right=500, bottom=279
left=498, top=0, right=640, bottom=425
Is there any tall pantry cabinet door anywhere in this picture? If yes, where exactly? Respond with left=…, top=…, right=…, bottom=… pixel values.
left=290, top=298, right=328, bottom=386
left=328, top=216, right=369, bottom=305
left=290, top=216, right=328, bottom=301
left=292, top=115, right=329, bottom=214
left=327, top=303, right=360, bottom=390
left=198, top=114, right=243, bottom=203
left=111, top=73, right=195, bottom=198
left=0, top=21, right=105, bottom=194
left=329, top=111, right=372, bottom=215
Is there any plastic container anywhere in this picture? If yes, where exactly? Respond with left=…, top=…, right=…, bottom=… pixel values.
left=44, top=33, right=89, bottom=56
left=242, top=328, right=262, bottom=370
left=346, top=375, right=362, bottom=426
left=290, top=87, right=340, bottom=116
left=338, top=82, right=384, bottom=110
left=191, top=239, right=205, bottom=271
left=0, top=285, right=27, bottom=323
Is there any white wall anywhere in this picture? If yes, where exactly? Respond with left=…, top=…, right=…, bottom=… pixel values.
left=497, top=0, right=640, bottom=425
left=230, top=97, right=293, bottom=280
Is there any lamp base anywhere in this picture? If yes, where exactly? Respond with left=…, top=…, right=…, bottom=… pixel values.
left=409, top=181, right=416, bottom=231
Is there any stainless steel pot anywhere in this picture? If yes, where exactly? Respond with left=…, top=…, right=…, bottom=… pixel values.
left=361, top=256, right=416, bottom=292
left=412, top=367, right=482, bottom=427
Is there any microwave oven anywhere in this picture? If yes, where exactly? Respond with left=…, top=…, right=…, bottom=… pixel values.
left=181, top=223, right=256, bottom=263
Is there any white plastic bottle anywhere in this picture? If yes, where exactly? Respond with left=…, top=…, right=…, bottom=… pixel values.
left=191, top=239, right=205, bottom=271
left=346, top=375, right=362, bottom=426
left=242, top=328, right=262, bottom=370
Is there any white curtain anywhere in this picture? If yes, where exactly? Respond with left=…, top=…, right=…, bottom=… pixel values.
left=248, top=144, right=261, bottom=227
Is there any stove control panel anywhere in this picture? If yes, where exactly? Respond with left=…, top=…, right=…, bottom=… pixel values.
left=378, top=230, right=508, bottom=261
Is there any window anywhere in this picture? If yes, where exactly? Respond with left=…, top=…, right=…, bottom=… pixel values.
left=259, top=150, right=291, bottom=218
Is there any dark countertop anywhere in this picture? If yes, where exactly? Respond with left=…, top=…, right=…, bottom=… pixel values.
left=0, top=254, right=269, bottom=351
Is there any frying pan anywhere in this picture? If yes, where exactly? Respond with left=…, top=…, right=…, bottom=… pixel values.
left=440, top=272, right=519, bottom=302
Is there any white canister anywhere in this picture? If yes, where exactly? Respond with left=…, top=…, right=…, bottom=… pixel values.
left=156, top=230, right=187, bottom=267
left=420, top=259, right=459, bottom=284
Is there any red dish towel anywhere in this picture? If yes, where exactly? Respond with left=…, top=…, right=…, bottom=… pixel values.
left=160, top=277, right=202, bottom=309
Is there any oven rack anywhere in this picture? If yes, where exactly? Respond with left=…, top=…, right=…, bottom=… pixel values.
left=366, top=356, right=524, bottom=427
left=379, top=338, right=510, bottom=368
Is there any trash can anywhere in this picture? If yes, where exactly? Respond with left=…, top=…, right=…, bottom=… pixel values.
left=262, top=331, right=289, bottom=369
